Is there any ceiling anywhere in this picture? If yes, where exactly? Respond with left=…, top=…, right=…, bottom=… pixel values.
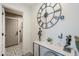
left=21, top=3, right=39, bottom=6
left=4, top=3, right=39, bottom=16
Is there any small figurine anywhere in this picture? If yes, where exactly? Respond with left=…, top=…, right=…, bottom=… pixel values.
left=38, top=28, right=42, bottom=41
left=64, top=35, right=72, bottom=48
left=58, top=33, right=63, bottom=39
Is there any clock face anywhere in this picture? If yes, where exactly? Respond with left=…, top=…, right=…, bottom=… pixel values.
left=37, top=3, right=62, bottom=29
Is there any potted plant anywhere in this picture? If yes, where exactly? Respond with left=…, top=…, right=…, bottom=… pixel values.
left=47, top=37, right=53, bottom=44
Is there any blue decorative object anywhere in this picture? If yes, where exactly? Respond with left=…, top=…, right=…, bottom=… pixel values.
left=60, top=15, right=64, bottom=20
left=58, top=33, right=63, bottom=39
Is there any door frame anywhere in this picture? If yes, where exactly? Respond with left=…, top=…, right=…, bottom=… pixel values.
left=2, top=5, right=23, bottom=56
left=2, top=6, right=5, bottom=55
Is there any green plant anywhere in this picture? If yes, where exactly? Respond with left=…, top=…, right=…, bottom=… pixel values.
left=47, top=37, right=52, bottom=42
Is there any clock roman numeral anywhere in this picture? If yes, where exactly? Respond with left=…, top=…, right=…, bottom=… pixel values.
left=41, top=8, right=43, bottom=11
left=40, top=6, right=43, bottom=12
left=45, top=23, right=47, bottom=28
left=45, top=3, right=47, bottom=7
left=40, top=22, right=44, bottom=27
left=42, top=3, right=47, bottom=9
left=38, top=20, right=41, bottom=24
left=38, top=12, right=41, bottom=14
left=50, top=21, right=53, bottom=25
left=49, top=3, right=51, bottom=6
left=52, top=3, right=57, bottom=8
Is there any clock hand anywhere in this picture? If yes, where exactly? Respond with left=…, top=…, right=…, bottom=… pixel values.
left=47, top=8, right=61, bottom=15
left=54, top=8, right=61, bottom=13
left=47, top=12, right=54, bottom=15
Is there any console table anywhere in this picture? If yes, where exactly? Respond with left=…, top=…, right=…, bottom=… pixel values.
left=33, top=40, right=74, bottom=56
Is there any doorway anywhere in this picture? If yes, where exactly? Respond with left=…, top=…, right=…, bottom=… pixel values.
left=2, top=7, right=23, bottom=56
left=5, top=17, right=18, bottom=47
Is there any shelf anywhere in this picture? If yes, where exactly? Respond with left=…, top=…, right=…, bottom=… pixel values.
left=33, top=40, right=74, bottom=56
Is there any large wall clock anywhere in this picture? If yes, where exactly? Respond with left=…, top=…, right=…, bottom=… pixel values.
left=37, top=3, right=63, bottom=29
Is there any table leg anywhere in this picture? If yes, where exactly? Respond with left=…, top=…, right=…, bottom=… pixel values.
left=38, top=45, right=40, bottom=56
left=33, top=42, right=40, bottom=56
left=33, top=42, right=34, bottom=56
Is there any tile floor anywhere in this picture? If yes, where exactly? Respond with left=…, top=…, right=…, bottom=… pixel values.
left=5, top=43, right=22, bottom=56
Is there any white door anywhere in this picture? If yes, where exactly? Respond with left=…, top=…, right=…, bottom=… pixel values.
left=5, top=18, right=18, bottom=47
left=0, top=4, right=2, bottom=56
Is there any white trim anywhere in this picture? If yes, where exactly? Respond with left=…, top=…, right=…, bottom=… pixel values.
left=2, top=4, right=23, bottom=16
left=5, top=16, right=18, bottom=20
left=2, top=6, right=5, bottom=55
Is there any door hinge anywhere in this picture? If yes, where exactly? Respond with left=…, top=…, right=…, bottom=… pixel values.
left=2, top=54, right=4, bottom=56
left=2, top=12, right=4, bottom=15
left=2, top=33, right=4, bottom=36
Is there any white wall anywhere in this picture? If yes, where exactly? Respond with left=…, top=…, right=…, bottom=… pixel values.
left=2, top=3, right=32, bottom=55
left=0, top=4, right=2, bottom=55
left=31, top=3, right=79, bottom=55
